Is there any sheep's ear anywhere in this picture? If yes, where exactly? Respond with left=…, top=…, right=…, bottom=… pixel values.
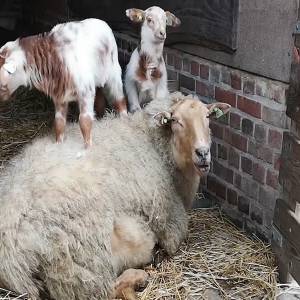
left=126, top=8, right=145, bottom=23
left=165, top=11, right=181, bottom=27
left=153, top=111, right=172, bottom=126
left=206, top=102, right=231, bottom=119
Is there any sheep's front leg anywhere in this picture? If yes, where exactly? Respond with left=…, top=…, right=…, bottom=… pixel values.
left=54, top=101, right=68, bottom=143
left=155, top=70, right=169, bottom=100
left=125, top=78, right=141, bottom=113
left=78, top=95, right=94, bottom=148
left=112, top=269, right=148, bottom=300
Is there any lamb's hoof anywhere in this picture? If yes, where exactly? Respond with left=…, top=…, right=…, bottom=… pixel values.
left=129, top=107, right=142, bottom=114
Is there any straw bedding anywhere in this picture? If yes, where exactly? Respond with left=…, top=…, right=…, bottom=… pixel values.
left=0, top=90, right=281, bottom=300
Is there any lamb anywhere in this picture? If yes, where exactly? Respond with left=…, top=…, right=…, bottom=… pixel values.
left=124, top=6, right=181, bottom=112
left=0, top=93, right=230, bottom=300
left=0, top=18, right=127, bottom=147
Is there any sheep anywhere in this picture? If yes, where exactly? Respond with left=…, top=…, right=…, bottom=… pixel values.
left=0, top=18, right=127, bottom=148
left=124, top=6, right=181, bottom=113
left=0, top=93, right=230, bottom=300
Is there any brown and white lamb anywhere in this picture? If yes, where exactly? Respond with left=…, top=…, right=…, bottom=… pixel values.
left=0, top=93, right=230, bottom=300
left=0, top=18, right=127, bottom=147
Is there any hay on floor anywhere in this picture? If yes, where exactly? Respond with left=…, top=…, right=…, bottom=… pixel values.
left=139, top=209, right=278, bottom=300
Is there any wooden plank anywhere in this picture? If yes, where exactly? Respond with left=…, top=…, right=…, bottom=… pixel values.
left=279, top=132, right=300, bottom=208
left=272, top=228, right=300, bottom=284
left=67, top=0, right=239, bottom=52
left=273, top=199, right=300, bottom=253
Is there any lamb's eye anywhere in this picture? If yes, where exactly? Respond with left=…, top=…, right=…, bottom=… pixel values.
left=147, top=17, right=153, bottom=24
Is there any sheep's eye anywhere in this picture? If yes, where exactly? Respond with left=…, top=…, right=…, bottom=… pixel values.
left=147, top=17, right=153, bottom=23
left=171, top=117, right=184, bottom=127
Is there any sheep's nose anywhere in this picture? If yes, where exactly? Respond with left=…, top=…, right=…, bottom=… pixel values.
left=195, top=147, right=210, bottom=160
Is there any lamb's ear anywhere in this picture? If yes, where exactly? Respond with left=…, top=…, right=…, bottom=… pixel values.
left=3, top=61, right=16, bottom=74
left=153, top=111, right=172, bottom=126
left=165, top=11, right=181, bottom=27
left=206, top=102, right=231, bottom=119
left=126, top=8, right=145, bottom=23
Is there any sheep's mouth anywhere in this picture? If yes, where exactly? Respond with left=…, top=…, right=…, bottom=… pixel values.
left=194, top=162, right=210, bottom=175
left=155, top=35, right=166, bottom=42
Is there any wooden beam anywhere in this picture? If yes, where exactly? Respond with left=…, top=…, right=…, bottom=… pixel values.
left=274, top=199, right=300, bottom=252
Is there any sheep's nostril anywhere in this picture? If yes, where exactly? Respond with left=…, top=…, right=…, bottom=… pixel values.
left=160, top=31, right=165, bottom=38
left=195, top=148, right=209, bottom=159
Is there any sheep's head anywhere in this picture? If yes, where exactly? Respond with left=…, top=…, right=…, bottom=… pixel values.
left=126, top=6, right=181, bottom=44
left=154, top=98, right=230, bottom=176
left=0, top=42, right=27, bottom=101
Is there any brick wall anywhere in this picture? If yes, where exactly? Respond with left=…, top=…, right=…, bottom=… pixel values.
left=116, top=32, right=290, bottom=241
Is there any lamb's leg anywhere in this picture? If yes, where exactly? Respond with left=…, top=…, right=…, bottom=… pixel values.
left=112, top=269, right=148, bottom=300
left=94, top=87, right=107, bottom=118
left=106, top=64, right=127, bottom=116
left=155, top=68, right=169, bottom=100
left=78, top=95, right=94, bottom=148
left=54, top=101, right=68, bottom=143
left=125, top=78, right=141, bottom=113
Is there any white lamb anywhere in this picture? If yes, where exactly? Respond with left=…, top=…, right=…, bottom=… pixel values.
left=125, top=6, right=181, bottom=112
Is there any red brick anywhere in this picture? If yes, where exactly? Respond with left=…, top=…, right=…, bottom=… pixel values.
left=231, top=72, right=241, bottom=90
left=174, top=56, right=182, bottom=70
left=218, top=144, right=228, bottom=160
left=273, top=153, right=281, bottom=171
left=266, top=169, right=279, bottom=189
left=179, top=74, right=195, bottom=91
left=224, top=128, right=248, bottom=152
left=268, top=129, right=283, bottom=150
left=207, top=175, right=216, bottom=194
left=234, top=173, right=242, bottom=189
left=210, top=121, right=224, bottom=139
left=243, top=78, right=255, bottom=95
left=200, top=64, right=209, bottom=80
left=253, top=163, right=265, bottom=184
left=241, top=156, right=253, bottom=175
left=191, top=61, right=200, bottom=76
left=215, top=87, right=236, bottom=107
left=229, top=147, right=240, bottom=169
left=262, top=106, right=287, bottom=128
left=237, top=96, right=261, bottom=118
left=213, top=160, right=234, bottom=184
left=221, top=70, right=231, bottom=85
left=248, top=141, right=273, bottom=164
left=210, top=67, right=220, bottom=83
left=227, top=188, right=238, bottom=206
left=215, top=179, right=227, bottom=200
left=254, top=124, right=266, bottom=143
left=183, top=58, right=190, bottom=72
left=196, top=81, right=214, bottom=98
left=211, top=141, right=217, bottom=158
left=238, top=196, right=250, bottom=214
left=229, top=112, right=241, bottom=130
left=241, top=118, right=254, bottom=136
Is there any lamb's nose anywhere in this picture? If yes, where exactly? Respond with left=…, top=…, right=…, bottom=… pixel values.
left=195, top=147, right=210, bottom=160
left=160, top=31, right=166, bottom=38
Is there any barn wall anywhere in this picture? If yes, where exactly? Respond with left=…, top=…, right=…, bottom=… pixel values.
left=117, top=32, right=289, bottom=240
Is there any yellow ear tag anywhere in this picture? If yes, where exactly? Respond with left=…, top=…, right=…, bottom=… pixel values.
left=213, top=107, right=224, bottom=119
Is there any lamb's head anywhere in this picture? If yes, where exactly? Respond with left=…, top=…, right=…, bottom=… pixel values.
left=155, top=98, right=230, bottom=176
left=0, top=41, right=27, bottom=101
left=126, top=6, right=181, bottom=44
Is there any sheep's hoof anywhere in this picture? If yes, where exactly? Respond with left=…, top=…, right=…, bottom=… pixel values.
left=152, top=246, right=168, bottom=267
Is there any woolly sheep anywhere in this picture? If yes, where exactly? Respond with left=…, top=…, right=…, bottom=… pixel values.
left=0, top=18, right=127, bottom=148
left=0, top=93, right=230, bottom=300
